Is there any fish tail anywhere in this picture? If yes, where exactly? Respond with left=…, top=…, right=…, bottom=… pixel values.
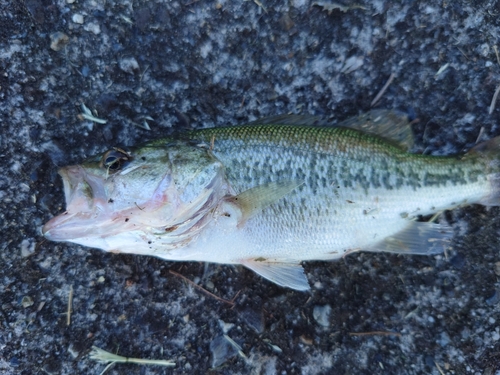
left=467, top=136, right=500, bottom=206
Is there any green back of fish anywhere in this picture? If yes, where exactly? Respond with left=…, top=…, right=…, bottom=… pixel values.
left=187, top=123, right=485, bottom=196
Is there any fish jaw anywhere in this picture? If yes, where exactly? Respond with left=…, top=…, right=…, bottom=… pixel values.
left=42, top=165, right=110, bottom=242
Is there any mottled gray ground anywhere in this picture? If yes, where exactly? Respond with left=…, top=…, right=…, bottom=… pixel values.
left=2, top=0, right=500, bottom=374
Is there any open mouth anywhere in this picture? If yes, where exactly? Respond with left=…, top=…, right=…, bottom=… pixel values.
left=42, top=165, right=108, bottom=241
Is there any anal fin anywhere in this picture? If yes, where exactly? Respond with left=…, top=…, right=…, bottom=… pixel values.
left=240, top=258, right=310, bottom=291
left=368, top=221, right=453, bottom=255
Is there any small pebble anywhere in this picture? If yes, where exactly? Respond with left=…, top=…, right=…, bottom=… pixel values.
left=72, top=14, right=84, bottom=24
left=494, top=262, right=500, bottom=276
left=437, top=331, right=450, bottom=347
left=205, top=280, right=214, bottom=291
left=492, top=330, right=500, bottom=341
left=119, top=57, right=139, bottom=74
left=49, top=32, right=69, bottom=51
left=313, top=281, right=323, bottom=289
left=84, top=22, right=101, bottom=35
left=21, top=296, right=34, bottom=308
left=20, top=239, right=35, bottom=258
left=313, top=304, right=331, bottom=327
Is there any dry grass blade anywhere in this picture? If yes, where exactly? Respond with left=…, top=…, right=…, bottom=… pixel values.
left=90, top=346, right=175, bottom=375
left=489, top=84, right=500, bottom=115
left=66, top=285, right=73, bottom=326
left=434, top=360, right=446, bottom=375
left=371, top=73, right=395, bottom=107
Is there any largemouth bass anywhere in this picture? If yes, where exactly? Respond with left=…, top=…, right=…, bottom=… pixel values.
left=42, top=110, right=500, bottom=290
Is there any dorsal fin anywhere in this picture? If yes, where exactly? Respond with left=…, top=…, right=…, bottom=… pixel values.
left=247, top=110, right=414, bottom=151
left=337, top=110, right=414, bottom=151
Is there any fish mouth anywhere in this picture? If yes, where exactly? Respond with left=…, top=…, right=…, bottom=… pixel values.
left=42, top=165, right=108, bottom=242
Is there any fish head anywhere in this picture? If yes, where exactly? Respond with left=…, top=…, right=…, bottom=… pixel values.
left=42, top=141, right=228, bottom=252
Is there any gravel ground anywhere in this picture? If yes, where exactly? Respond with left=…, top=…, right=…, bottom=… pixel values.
left=2, top=0, right=500, bottom=374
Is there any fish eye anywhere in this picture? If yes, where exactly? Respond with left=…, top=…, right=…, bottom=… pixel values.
left=102, top=148, right=132, bottom=172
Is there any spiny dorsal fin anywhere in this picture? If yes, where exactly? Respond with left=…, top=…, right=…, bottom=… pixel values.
left=337, top=110, right=414, bottom=151
left=469, top=136, right=500, bottom=155
left=247, top=110, right=414, bottom=151
left=226, top=180, right=303, bottom=224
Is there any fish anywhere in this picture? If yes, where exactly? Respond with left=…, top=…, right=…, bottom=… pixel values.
left=42, top=110, right=500, bottom=290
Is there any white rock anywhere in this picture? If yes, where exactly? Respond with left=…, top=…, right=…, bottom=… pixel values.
left=72, top=14, right=84, bottom=24
left=49, top=32, right=69, bottom=51
left=313, top=305, right=332, bottom=327
left=119, top=57, right=140, bottom=74
left=84, top=22, right=101, bottom=35
left=20, top=239, right=35, bottom=257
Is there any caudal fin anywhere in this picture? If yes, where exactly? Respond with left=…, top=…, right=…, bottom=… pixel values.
left=468, top=136, right=500, bottom=206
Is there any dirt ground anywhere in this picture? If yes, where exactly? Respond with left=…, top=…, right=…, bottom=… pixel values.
left=2, top=0, right=500, bottom=374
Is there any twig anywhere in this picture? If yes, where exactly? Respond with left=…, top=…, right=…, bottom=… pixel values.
left=90, top=346, right=175, bottom=375
left=371, top=73, right=395, bottom=107
left=488, top=84, right=500, bottom=115
left=349, top=331, right=402, bottom=337
left=168, top=270, right=240, bottom=306
left=35, top=238, right=46, bottom=252
left=67, top=285, right=73, bottom=326
left=456, top=47, right=469, bottom=60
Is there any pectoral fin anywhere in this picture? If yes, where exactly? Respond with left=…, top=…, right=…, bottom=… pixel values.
left=368, top=221, right=452, bottom=255
left=240, top=258, right=310, bottom=291
left=227, top=180, right=303, bottom=223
